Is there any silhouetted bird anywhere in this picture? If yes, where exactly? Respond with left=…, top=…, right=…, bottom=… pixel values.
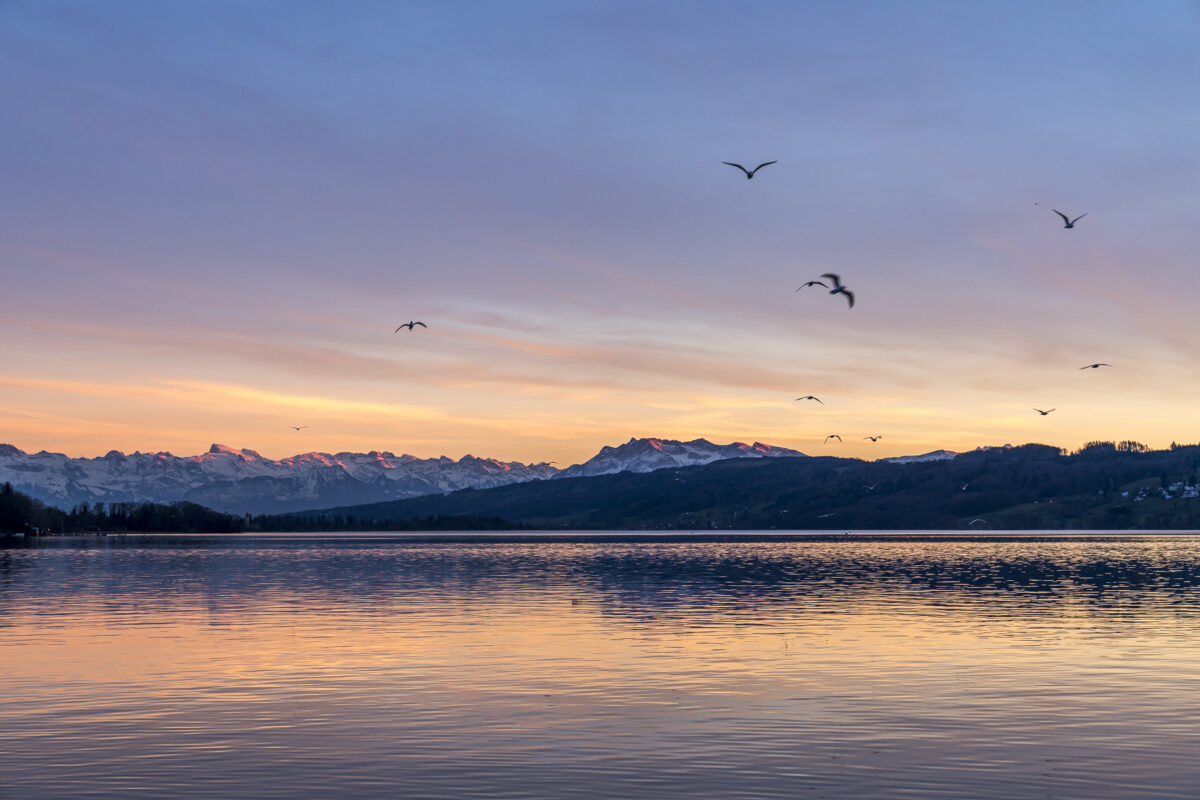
left=1053, top=209, right=1086, bottom=228
left=824, top=434, right=842, bottom=444
left=863, top=435, right=882, bottom=442
left=795, top=280, right=828, bottom=292
left=1080, top=363, right=1111, bottom=369
left=1034, top=408, right=1055, bottom=416
left=288, top=426, right=307, bottom=431
left=722, top=160, right=777, bottom=179
left=820, top=273, right=855, bottom=308
left=395, top=321, right=427, bottom=332
left=795, top=395, right=823, bottom=404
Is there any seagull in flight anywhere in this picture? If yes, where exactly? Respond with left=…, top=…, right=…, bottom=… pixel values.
left=288, top=426, right=307, bottom=431
left=795, top=280, right=828, bottom=292
left=1053, top=209, right=1087, bottom=229
left=395, top=321, right=427, bottom=332
left=820, top=273, right=855, bottom=308
left=824, top=434, right=842, bottom=444
left=863, top=435, right=883, bottom=442
left=1033, top=408, right=1055, bottom=416
left=1080, top=363, right=1111, bottom=369
left=795, top=395, right=823, bottom=404
left=722, top=160, right=777, bottom=179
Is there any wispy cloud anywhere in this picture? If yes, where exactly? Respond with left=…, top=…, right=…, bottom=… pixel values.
left=4, top=2, right=1200, bottom=460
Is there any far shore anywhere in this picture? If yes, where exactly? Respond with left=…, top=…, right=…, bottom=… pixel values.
left=7, top=529, right=1200, bottom=545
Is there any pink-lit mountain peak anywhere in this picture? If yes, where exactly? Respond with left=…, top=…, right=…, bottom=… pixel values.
left=562, top=437, right=807, bottom=478
left=204, top=443, right=263, bottom=460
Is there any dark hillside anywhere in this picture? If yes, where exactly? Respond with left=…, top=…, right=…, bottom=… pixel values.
left=308, top=443, right=1200, bottom=530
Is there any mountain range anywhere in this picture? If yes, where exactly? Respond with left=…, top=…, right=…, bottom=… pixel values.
left=303, top=441, right=1200, bottom=531
left=0, top=437, right=808, bottom=514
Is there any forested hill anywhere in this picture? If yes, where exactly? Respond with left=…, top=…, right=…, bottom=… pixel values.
left=0, top=481, right=244, bottom=534
left=309, top=442, right=1200, bottom=530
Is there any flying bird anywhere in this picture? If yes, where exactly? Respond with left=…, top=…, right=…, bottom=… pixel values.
left=795, top=395, right=823, bottom=404
left=288, top=426, right=307, bottom=431
left=1033, top=408, right=1055, bottom=416
left=1080, top=363, right=1111, bottom=369
left=1052, top=209, right=1087, bottom=228
left=722, top=160, right=777, bottom=179
left=863, top=435, right=883, bottom=442
left=795, top=280, right=828, bottom=292
left=824, top=434, right=842, bottom=444
left=819, top=273, right=855, bottom=308
left=395, top=321, right=427, bottom=332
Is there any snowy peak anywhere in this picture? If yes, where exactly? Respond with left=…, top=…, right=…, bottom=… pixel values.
left=561, top=437, right=806, bottom=478
left=880, top=449, right=958, bottom=464
left=205, top=443, right=262, bottom=459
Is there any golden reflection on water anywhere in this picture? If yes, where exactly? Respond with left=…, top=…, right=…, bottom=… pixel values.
left=2, top=538, right=1200, bottom=799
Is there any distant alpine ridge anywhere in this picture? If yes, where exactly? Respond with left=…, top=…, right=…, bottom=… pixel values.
left=879, top=449, right=958, bottom=464
left=0, top=437, right=808, bottom=515
left=559, top=437, right=803, bottom=478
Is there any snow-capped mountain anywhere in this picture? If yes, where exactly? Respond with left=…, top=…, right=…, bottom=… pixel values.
left=880, top=449, right=958, bottom=464
left=0, top=437, right=807, bottom=514
left=0, top=443, right=558, bottom=515
left=560, top=437, right=805, bottom=478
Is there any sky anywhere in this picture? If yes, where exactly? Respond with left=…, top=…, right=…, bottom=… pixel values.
left=3, top=0, right=1200, bottom=465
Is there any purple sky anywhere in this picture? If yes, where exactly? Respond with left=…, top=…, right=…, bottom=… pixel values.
left=3, top=1, right=1200, bottom=463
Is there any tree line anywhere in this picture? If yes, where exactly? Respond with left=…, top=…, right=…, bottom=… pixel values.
left=1, top=482, right=243, bottom=533
left=0, top=482, right=519, bottom=534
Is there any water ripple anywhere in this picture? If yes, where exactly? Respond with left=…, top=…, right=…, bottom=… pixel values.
left=1, top=536, right=1199, bottom=798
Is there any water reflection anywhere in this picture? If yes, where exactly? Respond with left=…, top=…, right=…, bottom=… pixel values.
left=6, top=535, right=1200, bottom=611
left=2, top=536, right=1199, bottom=799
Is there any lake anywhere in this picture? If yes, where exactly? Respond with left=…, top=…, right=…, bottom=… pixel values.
left=2, top=533, right=1199, bottom=798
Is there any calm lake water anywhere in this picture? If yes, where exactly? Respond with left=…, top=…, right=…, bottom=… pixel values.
left=2, top=534, right=1200, bottom=799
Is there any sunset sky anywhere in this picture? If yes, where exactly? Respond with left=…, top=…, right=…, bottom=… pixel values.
left=3, top=1, right=1200, bottom=465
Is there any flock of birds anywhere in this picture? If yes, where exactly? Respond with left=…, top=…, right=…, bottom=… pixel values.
left=291, top=160, right=1109, bottom=448
left=717, top=159, right=1106, bottom=447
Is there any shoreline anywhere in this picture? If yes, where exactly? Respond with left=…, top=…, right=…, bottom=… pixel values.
left=8, top=529, right=1200, bottom=545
